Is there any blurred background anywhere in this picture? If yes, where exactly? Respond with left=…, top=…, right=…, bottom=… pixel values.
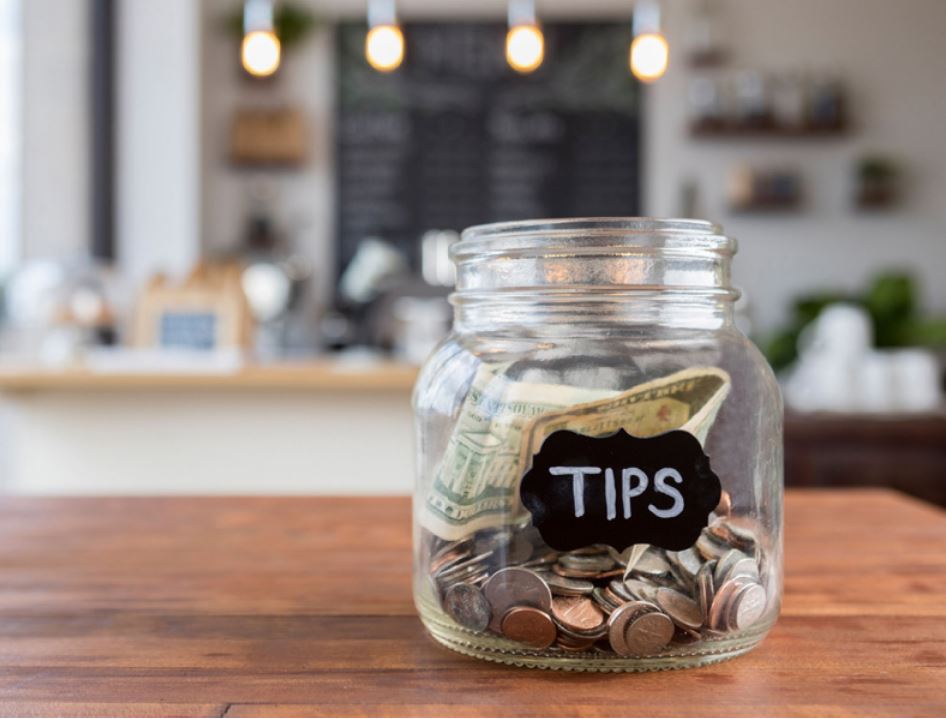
left=0, top=0, right=944, bottom=500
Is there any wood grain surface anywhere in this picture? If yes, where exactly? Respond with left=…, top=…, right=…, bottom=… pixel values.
left=0, top=490, right=944, bottom=717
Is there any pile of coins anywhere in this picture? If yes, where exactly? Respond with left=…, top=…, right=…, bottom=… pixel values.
left=427, top=499, right=772, bottom=657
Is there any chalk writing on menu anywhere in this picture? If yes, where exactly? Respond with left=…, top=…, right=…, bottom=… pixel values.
left=335, top=22, right=641, bottom=274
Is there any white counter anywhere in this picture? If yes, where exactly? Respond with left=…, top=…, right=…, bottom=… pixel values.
left=0, top=361, right=418, bottom=495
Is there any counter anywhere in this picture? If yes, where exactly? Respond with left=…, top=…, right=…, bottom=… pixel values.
left=0, top=361, right=418, bottom=494
left=0, top=489, right=943, bottom=716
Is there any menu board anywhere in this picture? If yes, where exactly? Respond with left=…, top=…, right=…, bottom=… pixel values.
left=336, top=22, right=641, bottom=273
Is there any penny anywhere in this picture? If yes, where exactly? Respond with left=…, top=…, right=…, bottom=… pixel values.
left=623, top=610, right=675, bottom=656
left=551, top=596, right=606, bottom=634
left=500, top=606, right=557, bottom=649
left=444, top=583, right=492, bottom=632
left=656, top=587, right=703, bottom=631
left=484, top=567, right=552, bottom=631
left=551, top=563, right=602, bottom=579
left=715, top=490, right=732, bottom=517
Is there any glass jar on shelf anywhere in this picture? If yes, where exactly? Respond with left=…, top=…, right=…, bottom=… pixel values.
left=412, top=218, right=783, bottom=671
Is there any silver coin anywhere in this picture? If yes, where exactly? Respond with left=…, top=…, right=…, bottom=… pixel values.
left=483, top=567, right=552, bottom=632
left=728, top=581, right=767, bottom=630
left=714, top=548, right=748, bottom=587
left=695, top=532, right=728, bottom=561
left=559, top=553, right=616, bottom=572
left=623, top=610, right=675, bottom=656
left=675, top=547, right=703, bottom=579
left=607, top=600, right=655, bottom=656
left=655, top=587, right=703, bottom=631
left=724, top=556, right=760, bottom=584
left=544, top=573, right=595, bottom=596
left=696, top=561, right=716, bottom=621
left=444, top=582, right=491, bottom=632
left=631, top=550, right=671, bottom=577
left=707, top=578, right=742, bottom=631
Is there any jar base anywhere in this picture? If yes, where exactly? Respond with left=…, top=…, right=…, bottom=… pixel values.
left=419, top=602, right=772, bottom=672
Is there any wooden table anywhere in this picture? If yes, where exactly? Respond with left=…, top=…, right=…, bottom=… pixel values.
left=1, top=490, right=944, bottom=717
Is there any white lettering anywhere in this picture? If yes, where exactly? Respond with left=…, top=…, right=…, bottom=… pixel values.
left=550, top=466, right=601, bottom=518
left=605, top=468, right=616, bottom=520
left=649, top=468, right=685, bottom=518
left=621, top=468, right=649, bottom=518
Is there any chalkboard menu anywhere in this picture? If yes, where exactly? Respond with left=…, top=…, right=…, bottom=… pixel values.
left=336, top=22, right=641, bottom=273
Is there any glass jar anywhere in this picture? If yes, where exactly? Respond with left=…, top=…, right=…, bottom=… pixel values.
left=412, top=218, right=782, bottom=671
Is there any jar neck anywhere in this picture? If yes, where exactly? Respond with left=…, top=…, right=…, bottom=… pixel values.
left=450, top=218, right=739, bottom=335
left=453, top=290, right=736, bottom=335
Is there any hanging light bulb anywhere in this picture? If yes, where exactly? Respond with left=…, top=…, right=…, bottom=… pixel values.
left=366, top=0, right=404, bottom=73
left=506, top=0, right=544, bottom=74
left=241, top=0, right=280, bottom=77
left=630, top=0, right=669, bottom=83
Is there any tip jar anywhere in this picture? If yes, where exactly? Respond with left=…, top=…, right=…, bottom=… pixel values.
left=412, top=218, right=783, bottom=671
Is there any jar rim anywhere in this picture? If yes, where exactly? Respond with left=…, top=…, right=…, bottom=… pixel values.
left=453, top=217, right=735, bottom=261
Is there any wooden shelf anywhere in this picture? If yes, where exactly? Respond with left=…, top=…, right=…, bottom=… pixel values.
left=0, top=360, right=419, bottom=393
left=691, top=123, right=848, bottom=139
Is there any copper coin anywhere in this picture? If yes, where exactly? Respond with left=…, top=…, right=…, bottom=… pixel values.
left=551, top=596, right=606, bottom=634
left=715, top=490, right=732, bottom=517
left=552, top=563, right=601, bottom=579
left=484, top=567, right=552, bottom=632
left=500, top=606, right=557, bottom=649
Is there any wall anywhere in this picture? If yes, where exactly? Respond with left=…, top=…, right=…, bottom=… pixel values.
left=21, top=0, right=90, bottom=261
left=200, top=0, right=946, bottom=331
left=17, top=0, right=946, bottom=333
left=649, top=0, right=946, bottom=331
left=116, top=0, right=202, bottom=284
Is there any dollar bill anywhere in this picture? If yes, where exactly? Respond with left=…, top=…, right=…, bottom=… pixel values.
left=421, top=366, right=731, bottom=541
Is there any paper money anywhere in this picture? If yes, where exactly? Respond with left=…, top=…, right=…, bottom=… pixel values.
left=421, top=366, right=731, bottom=541
left=421, top=365, right=617, bottom=540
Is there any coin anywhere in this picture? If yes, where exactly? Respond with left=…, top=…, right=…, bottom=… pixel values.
left=559, top=553, right=616, bottom=572
left=655, top=587, right=703, bottom=631
left=728, top=581, right=767, bottom=630
left=725, top=557, right=761, bottom=584
left=695, top=532, right=728, bottom=561
left=484, top=567, right=552, bottom=631
left=500, top=606, right=557, bottom=649
left=551, top=596, right=606, bottom=634
left=623, top=610, right=675, bottom=656
left=707, top=578, right=742, bottom=630
left=631, top=550, right=671, bottom=577
left=696, top=561, right=716, bottom=621
left=443, top=583, right=491, bottom=632
left=715, top=490, right=732, bottom=517
left=552, top=563, right=602, bottom=579
left=607, top=600, right=657, bottom=656
left=544, top=573, right=595, bottom=596
left=714, top=548, right=748, bottom=586
left=674, top=547, right=703, bottom=580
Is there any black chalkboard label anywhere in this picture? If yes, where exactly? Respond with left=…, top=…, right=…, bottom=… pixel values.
left=519, top=429, right=721, bottom=552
